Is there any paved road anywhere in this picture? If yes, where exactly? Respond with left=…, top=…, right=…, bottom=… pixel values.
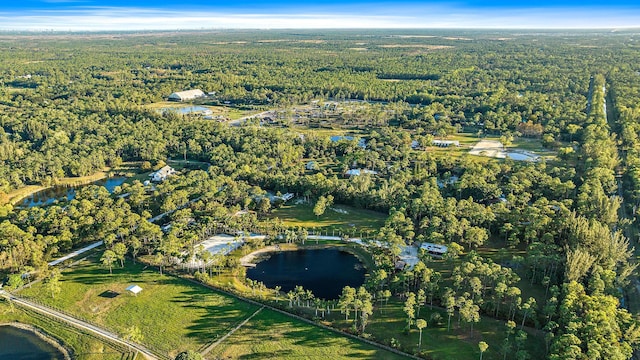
left=1, top=291, right=159, bottom=360
left=48, top=241, right=104, bottom=266
left=148, top=196, right=202, bottom=224
left=49, top=194, right=205, bottom=267
left=228, top=111, right=273, bottom=126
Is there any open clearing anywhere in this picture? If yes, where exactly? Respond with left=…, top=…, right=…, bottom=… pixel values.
left=19, top=256, right=259, bottom=358
left=18, top=254, right=409, bottom=359
left=469, top=140, right=505, bottom=158
left=186, top=234, right=265, bottom=269
left=359, top=299, right=545, bottom=360
left=469, top=140, right=540, bottom=161
left=207, top=308, right=406, bottom=360
left=270, top=203, right=387, bottom=234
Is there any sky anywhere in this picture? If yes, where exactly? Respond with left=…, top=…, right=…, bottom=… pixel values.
left=1, top=0, right=640, bottom=30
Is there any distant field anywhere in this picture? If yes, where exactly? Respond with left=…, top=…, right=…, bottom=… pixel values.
left=270, top=203, right=387, bottom=235
left=208, top=309, right=407, bottom=360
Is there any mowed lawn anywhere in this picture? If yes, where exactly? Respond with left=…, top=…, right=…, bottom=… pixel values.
left=358, top=299, right=546, bottom=360
left=19, top=256, right=258, bottom=358
left=207, top=308, right=408, bottom=360
left=270, top=203, right=387, bottom=234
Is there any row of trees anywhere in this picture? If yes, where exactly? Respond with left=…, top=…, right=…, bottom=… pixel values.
left=1, top=31, right=628, bottom=194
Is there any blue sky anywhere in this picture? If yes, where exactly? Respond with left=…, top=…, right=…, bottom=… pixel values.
left=1, top=0, right=640, bottom=30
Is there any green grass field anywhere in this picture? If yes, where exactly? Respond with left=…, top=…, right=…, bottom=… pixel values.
left=0, top=301, right=127, bottom=360
left=330, top=299, right=546, bottom=360
left=270, top=203, right=387, bottom=235
left=19, top=256, right=259, bottom=358
left=207, top=309, right=407, bottom=360
left=18, top=254, right=410, bottom=359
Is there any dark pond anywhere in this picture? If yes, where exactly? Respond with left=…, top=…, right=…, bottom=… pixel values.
left=0, top=326, right=65, bottom=360
left=19, top=177, right=127, bottom=208
left=246, top=248, right=366, bottom=299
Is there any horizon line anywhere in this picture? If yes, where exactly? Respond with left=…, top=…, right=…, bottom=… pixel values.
left=1, top=6, right=639, bottom=31
left=2, top=26, right=640, bottom=33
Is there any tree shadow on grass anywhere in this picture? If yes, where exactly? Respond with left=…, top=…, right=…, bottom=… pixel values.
left=209, top=314, right=393, bottom=360
left=67, top=266, right=176, bottom=286
left=163, top=288, right=258, bottom=345
left=235, top=349, right=295, bottom=359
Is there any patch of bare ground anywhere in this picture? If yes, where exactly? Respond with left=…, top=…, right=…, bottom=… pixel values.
left=378, top=44, right=453, bottom=49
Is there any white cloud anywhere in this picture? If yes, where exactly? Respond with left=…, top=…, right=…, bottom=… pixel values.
left=0, top=7, right=639, bottom=30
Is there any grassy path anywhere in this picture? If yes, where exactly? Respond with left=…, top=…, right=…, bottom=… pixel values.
left=200, top=306, right=264, bottom=356
left=183, top=276, right=417, bottom=360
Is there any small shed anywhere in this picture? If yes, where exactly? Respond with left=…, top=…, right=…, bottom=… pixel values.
left=306, top=161, right=318, bottom=170
left=345, top=168, right=378, bottom=177
left=126, top=285, right=143, bottom=296
left=432, top=140, right=460, bottom=147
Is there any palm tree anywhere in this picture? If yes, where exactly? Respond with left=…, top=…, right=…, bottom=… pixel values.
left=416, top=319, right=427, bottom=350
left=287, top=291, right=295, bottom=308
left=274, top=286, right=282, bottom=302
left=479, top=341, right=489, bottom=360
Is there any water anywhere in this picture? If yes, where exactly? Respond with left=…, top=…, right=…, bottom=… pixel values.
left=506, top=152, right=539, bottom=161
left=0, top=326, right=65, bottom=360
left=19, top=177, right=126, bottom=208
left=330, top=136, right=366, bottom=148
left=246, top=248, right=366, bottom=299
left=163, top=106, right=211, bottom=114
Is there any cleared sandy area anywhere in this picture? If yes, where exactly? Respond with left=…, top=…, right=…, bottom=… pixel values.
left=470, top=140, right=506, bottom=158
left=469, top=140, right=540, bottom=161
left=185, top=234, right=265, bottom=268
left=239, top=245, right=280, bottom=267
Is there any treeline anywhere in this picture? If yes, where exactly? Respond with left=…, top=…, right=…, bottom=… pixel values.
left=1, top=31, right=626, bottom=193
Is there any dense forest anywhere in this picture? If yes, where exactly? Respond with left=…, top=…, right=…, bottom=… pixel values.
left=1, top=29, right=640, bottom=359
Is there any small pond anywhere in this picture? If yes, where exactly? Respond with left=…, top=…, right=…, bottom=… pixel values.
left=0, top=325, right=66, bottom=360
left=162, top=106, right=211, bottom=115
left=506, top=151, right=539, bottom=161
left=19, top=177, right=127, bottom=208
left=246, top=248, right=366, bottom=299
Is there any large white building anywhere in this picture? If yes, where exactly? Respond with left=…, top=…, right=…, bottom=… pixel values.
left=420, top=242, right=448, bottom=257
left=168, top=89, right=205, bottom=102
left=150, top=165, right=176, bottom=182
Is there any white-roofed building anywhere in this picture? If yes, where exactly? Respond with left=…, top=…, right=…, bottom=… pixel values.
left=168, top=89, right=205, bottom=102
left=345, top=169, right=378, bottom=177
left=126, top=285, right=143, bottom=296
left=432, top=140, right=460, bottom=147
left=150, top=165, right=176, bottom=182
left=420, top=242, right=448, bottom=257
